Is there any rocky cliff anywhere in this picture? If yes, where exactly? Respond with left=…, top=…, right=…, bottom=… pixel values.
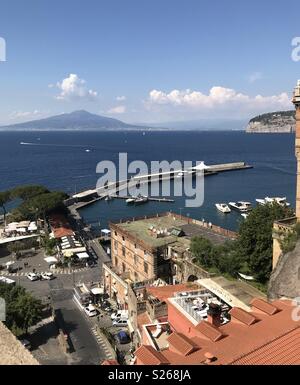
left=246, top=110, right=295, bottom=133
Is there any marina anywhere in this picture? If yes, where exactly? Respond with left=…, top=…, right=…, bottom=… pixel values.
left=68, top=161, right=253, bottom=205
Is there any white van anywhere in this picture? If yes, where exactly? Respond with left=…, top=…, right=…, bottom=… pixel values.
left=112, top=318, right=128, bottom=327
left=111, top=310, right=128, bottom=320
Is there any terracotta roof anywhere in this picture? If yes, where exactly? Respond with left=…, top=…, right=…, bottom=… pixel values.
left=135, top=345, right=170, bottom=365
left=231, top=327, right=300, bottom=365
left=196, top=321, right=224, bottom=342
left=229, top=307, right=257, bottom=326
left=53, top=227, right=74, bottom=239
left=146, top=284, right=198, bottom=302
left=251, top=298, right=279, bottom=315
left=167, top=332, right=199, bottom=356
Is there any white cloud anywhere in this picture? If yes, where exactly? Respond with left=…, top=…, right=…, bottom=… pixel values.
left=9, top=109, right=45, bottom=120
left=147, top=86, right=292, bottom=117
left=116, top=95, right=126, bottom=101
left=107, top=105, right=126, bottom=114
left=54, top=73, right=98, bottom=101
left=248, top=72, right=263, bottom=83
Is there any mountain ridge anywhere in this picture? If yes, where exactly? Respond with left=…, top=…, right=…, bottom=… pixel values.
left=0, top=110, right=148, bottom=131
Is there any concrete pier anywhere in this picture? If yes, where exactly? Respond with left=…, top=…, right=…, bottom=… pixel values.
left=65, top=161, right=252, bottom=206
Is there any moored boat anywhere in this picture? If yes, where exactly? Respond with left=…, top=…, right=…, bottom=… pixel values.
left=215, top=203, right=231, bottom=213
left=229, top=201, right=252, bottom=212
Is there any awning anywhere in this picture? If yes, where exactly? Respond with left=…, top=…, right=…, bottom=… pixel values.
left=91, top=287, right=104, bottom=295
left=238, top=272, right=255, bottom=281
left=101, top=229, right=111, bottom=235
left=44, top=256, right=58, bottom=264
left=76, top=252, right=89, bottom=260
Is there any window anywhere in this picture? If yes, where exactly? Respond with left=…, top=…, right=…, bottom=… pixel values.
left=144, top=262, right=148, bottom=274
left=122, top=236, right=125, bottom=241
left=122, top=246, right=125, bottom=257
left=134, top=254, right=138, bottom=265
left=114, top=231, right=117, bottom=236
left=114, top=240, right=118, bottom=251
left=122, top=263, right=126, bottom=272
left=115, top=257, right=118, bottom=266
left=134, top=272, right=138, bottom=281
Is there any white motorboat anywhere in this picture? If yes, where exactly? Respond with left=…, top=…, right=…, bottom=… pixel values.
left=265, top=196, right=290, bottom=207
left=134, top=195, right=148, bottom=205
left=257, top=196, right=290, bottom=207
left=255, top=198, right=267, bottom=205
left=126, top=197, right=136, bottom=204
left=215, top=203, right=231, bottom=213
left=241, top=213, right=248, bottom=219
left=229, top=201, right=252, bottom=212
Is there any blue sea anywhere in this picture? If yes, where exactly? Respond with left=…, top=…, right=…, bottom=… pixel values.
left=0, top=131, right=295, bottom=231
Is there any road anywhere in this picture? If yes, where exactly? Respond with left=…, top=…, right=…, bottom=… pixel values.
left=18, top=266, right=111, bottom=365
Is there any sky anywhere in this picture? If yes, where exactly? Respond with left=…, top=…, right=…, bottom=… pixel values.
left=0, top=0, right=300, bottom=124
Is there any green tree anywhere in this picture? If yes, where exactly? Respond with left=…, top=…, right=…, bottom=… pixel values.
left=236, top=203, right=294, bottom=283
left=0, top=191, right=10, bottom=225
left=0, top=282, right=43, bottom=336
left=190, top=236, right=214, bottom=267
left=10, top=185, right=49, bottom=201
left=11, top=191, right=68, bottom=221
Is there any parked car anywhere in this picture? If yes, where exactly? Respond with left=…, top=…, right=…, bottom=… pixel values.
left=112, top=318, right=128, bottom=327
left=41, top=272, right=54, bottom=280
left=111, top=310, right=128, bottom=320
left=19, top=338, right=31, bottom=350
left=116, top=331, right=131, bottom=344
left=26, top=272, right=39, bottom=281
left=84, top=304, right=97, bottom=317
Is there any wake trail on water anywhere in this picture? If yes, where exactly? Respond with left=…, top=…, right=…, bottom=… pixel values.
left=264, top=164, right=295, bottom=176
left=20, top=141, right=94, bottom=149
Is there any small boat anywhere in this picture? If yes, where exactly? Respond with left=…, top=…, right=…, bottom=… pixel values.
left=85, top=149, right=91, bottom=152
left=257, top=197, right=290, bottom=207
left=229, top=201, right=252, bottom=212
left=134, top=195, right=148, bottom=205
left=126, top=197, right=135, bottom=204
left=215, top=203, right=231, bottom=213
left=256, top=198, right=266, bottom=206
left=241, top=213, right=248, bottom=219
left=265, top=196, right=290, bottom=207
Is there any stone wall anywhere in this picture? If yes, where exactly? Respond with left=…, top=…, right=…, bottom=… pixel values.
left=0, top=322, right=39, bottom=365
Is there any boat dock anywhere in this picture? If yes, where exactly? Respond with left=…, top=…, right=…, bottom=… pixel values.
left=65, top=161, right=252, bottom=206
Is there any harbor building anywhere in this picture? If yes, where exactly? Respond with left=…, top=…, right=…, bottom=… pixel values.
left=103, top=212, right=236, bottom=309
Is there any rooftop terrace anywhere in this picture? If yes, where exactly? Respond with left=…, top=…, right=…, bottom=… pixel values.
left=113, top=214, right=188, bottom=248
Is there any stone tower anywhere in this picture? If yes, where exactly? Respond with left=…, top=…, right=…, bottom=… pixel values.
left=293, top=80, right=300, bottom=220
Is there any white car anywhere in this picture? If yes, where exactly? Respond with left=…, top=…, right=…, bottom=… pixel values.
left=84, top=304, right=97, bottom=317
left=111, top=310, right=128, bottom=320
left=112, top=318, right=128, bottom=327
left=41, top=272, right=54, bottom=280
left=26, top=272, right=39, bottom=281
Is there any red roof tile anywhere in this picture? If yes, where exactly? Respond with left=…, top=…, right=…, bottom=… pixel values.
left=196, top=321, right=224, bottom=342
left=135, top=345, right=170, bottom=365
left=229, top=307, right=257, bottom=326
left=231, top=327, right=300, bottom=365
left=251, top=298, right=279, bottom=315
left=167, top=332, right=199, bottom=356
